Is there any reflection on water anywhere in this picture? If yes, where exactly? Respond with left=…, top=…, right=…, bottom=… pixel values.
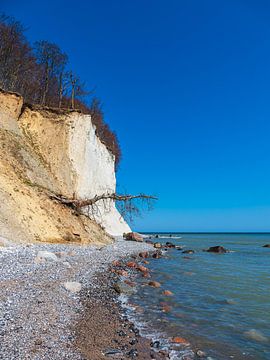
left=131, top=233, right=270, bottom=359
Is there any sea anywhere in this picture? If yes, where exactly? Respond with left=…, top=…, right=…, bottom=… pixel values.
left=124, top=233, right=270, bottom=359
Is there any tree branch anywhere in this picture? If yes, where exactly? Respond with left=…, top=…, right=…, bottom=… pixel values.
left=50, top=192, right=158, bottom=209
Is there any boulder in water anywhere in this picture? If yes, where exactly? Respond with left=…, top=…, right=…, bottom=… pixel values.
left=182, top=249, right=195, bottom=254
left=206, top=246, right=228, bottom=253
left=244, top=329, right=268, bottom=342
left=123, top=232, right=143, bottom=242
left=263, top=244, right=270, bottom=248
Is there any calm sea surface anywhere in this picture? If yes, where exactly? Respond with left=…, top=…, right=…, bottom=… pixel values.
left=130, top=233, right=270, bottom=359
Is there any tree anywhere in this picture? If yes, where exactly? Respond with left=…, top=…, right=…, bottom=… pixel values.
left=34, top=40, right=67, bottom=106
left=68, top=71, right=88, bottom=109
left=50, top=192, right=157, bottom=223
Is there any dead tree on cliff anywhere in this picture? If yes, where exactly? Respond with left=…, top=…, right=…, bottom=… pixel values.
left=50, top=192, right=157, bottom=222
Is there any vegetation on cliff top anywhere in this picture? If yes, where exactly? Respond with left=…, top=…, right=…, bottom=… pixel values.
left=0, top=14, right=121, bottom=166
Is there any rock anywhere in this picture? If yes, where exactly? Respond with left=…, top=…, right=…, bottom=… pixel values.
left=36, top=251, right=58, bottom=262
left=116, top=269, right=129, bottom=277
left=165, top=242, right=176, bottom=248
left=139, top=251, right=149, bottom=258
left=172, top=337, right=190, bottom=345
left=104, top=348, right=123, bottom=356
left=126, top=261, right=137, bottom=268
left=162, top=304, right=171, bottom=312
left=142, top=272, right=150, bottom=278
left=263, top=244, right=270, bottom=248
left=154, top=243, right=162, bottom=249
left=112, top=260, right=121, bottom=266
left=244, top=329, right=268, bottom=342
left=63, top=261, right=72, bottom=268
left=206, top=246, right=228, bottom=253
left=137, top=265, right=149, bottom=273
left=182, top=250, right=194, bottom=254
left=34, top=339, right=43, bottom=346
left=113, top=281, right=135, bottom=295
left=117, top=330, right=127, bottom=337
left=152, top=251, right=162, bottom=259
left=124, top=232, right=143, bottom=242
left=150, top=340, right=160, bottom=348
left=196, top=350, right=206, bottom=357
left=63, top=281, right=82, bottom=293
left=124, top=280, right=136, bottom=287
left=148, top=281, right=161, bottom=288
left=163, top=290, right=173, bottom=296
left=155, top=235, right=159, bottom=238
left=127, top=349, right=138, bottom=358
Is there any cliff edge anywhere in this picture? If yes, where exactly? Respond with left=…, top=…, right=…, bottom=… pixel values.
left=0, top=90, right=131, bottom=244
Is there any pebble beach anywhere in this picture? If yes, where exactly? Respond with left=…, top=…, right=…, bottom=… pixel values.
left=0, top=239, right=155, bottom=360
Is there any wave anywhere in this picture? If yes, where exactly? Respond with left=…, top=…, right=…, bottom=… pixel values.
left=118, top=294, right=195, bottom=359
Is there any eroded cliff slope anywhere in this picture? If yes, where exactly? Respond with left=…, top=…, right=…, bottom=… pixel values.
left=0, top=90, right=130, bottom=244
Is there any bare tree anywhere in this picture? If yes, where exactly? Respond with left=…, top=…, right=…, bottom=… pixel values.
left=34, top=41, right=67, bottom=105
left=68, top=71, right=88, bottom=109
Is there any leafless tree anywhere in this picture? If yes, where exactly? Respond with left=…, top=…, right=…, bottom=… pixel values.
left=50, top=192, right=157, bottom=222
left=34, top=41, right=67, bottom=105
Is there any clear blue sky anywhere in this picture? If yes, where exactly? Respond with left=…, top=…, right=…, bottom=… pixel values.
left=2, top=0, right=270, bottom=232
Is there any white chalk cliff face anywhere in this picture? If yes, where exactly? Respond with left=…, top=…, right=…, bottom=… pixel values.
left=67, top=113, right=131, bottom=236
left=19, top=105, right=131, bottom=237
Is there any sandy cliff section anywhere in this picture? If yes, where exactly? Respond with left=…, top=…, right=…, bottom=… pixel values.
left=0, top=89, right=130, bottom=243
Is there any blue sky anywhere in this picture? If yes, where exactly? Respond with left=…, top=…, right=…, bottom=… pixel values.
left=2, top=0, right=270, bottom=231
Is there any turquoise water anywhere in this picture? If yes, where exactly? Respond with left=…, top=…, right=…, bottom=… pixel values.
left=131, top=233, right=270, bottom=359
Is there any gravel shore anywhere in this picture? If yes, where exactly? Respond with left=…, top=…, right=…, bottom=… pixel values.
left=0, top=239, right=153, bottom=360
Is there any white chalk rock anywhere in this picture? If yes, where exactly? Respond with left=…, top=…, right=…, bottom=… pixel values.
left=64, top=281, right=82, bottom=293
left=36, top=251, right=58, bottom=262
left=244, top=329, right=268, bottom=342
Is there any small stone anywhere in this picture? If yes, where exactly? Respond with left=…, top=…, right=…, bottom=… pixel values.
left=150, top=340, right=160, bottom=348
left=182, top=250, right=194, bottom=254
left=148, top=281, right=161, bottom=288
left=127, top=348, right=138, bottom=357
left=113, top=281, right=135, bottom=295
left=124, top=280, right=136, bottom=287
left=34, top=339, right=42, bottom=346
left=196, top=350, right=206, bottom=357
left=126, top=261, right=137, bottom=268
left=137, top=265, right=148, bottom=273
left=139, top=251, right=149, bottom=258
left=244, top=329, right=268, bottom=342
left=116, top=269, right=129, bottom=277
left=172, top=337, right=190, bottom=345
left=63, top=281, right=82, bottom=293
left=163, top=290, right=173, bottom=296
left=162, top=304, right=171, bottom=313
left=36, top=251, right=58, bottom=262
left=152, top=251, right=162, bottom=259
left=104, top=348, right=123, bottom=356
left=117, top=330, right=126, bottom=337
left=154, top=243, right=162, bottom=248
left=112, top=260, right=121, bottom=266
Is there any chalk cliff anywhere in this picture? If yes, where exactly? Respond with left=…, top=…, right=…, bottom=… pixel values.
left=0, top=89, right=131, bottom=244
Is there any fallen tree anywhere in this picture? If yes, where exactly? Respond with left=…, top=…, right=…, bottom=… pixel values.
left=50, top=192, right=158, bottom=222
